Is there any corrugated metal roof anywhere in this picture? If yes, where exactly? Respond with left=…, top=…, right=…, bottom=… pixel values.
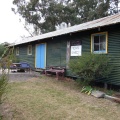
left=15, top=13, right=120, bottom=46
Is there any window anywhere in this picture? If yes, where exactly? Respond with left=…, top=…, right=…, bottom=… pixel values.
left=27, top=45, right=32, bottom=55
left=16, top=47, right=19, bottom=55
left=91, top=32, right=108, bottom=54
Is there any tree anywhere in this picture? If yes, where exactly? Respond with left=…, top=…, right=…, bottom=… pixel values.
left=109, top=0, right=120, bottom=14
left=0, top=44, right=6, bottom=57
left=12, top=0, right=110, bottom=34
left=74, top=0, right=110, bottom=22
left=12, top=0, right=79, bottom=33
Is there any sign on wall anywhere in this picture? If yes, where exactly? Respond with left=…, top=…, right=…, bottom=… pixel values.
left=71, top=45, right=82, bottom=56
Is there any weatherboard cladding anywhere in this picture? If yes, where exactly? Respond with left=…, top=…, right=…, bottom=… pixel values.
left=15, top=27, right=120, bottom=85
left=14, top=13, right=120, bottom=46
left=15, top=25, right=120, bottom=86
left=46, top=37, right=67, bottom=67
left=14, top=15, right=120, bottom=86
left=45, top=25, right=120, bottom=85
left=106, top=27, right=120, bottom=85
left=15, top=44, right=35, bottom=68
left=87, top=25, right=120, bottom=85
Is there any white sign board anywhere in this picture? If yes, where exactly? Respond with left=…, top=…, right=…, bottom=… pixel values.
left=71, top=45, right=82, bottom=56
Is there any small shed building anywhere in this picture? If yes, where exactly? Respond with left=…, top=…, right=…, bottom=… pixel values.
left=12, top=13, right=120, bottom=86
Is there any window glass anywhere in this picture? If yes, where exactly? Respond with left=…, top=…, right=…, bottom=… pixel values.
left=28, top=45, right=32, bottom=55
left=91, top=33, right=107, bottom=54
left=94, top=36, right=99, bottom=51
left=100, top=35, right=106, bottom=51
left=94, top=36, right=99, bottom=43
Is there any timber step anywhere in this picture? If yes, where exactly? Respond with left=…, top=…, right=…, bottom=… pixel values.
left=35, top=68, right=45, bottom=73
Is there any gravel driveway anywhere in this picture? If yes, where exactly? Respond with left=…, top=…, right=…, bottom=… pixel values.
left=0, top=69, right=41, bottom=82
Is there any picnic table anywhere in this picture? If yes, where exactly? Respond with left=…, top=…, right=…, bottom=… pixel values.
left=10, top=62, right=31, bottom=72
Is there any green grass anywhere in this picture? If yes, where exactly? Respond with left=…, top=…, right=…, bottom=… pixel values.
left=1, top=76, right=120, bottom=120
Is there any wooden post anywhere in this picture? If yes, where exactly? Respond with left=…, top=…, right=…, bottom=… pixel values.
left=66, top=41, right=70, bottom=69
left=104, top=83, right=108, bottom=90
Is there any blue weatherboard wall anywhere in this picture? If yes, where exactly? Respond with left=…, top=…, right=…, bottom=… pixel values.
left=36, top=43, right=46, bottom=69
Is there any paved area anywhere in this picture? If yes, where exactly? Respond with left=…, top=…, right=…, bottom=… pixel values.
left=0, top=69, right=41, bottom=81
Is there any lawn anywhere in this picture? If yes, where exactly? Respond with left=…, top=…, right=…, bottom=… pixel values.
left=1, top=76, right=120, bottom=120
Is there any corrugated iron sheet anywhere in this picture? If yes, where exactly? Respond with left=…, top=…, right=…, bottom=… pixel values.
left=14, top=13, right=120, bottom=46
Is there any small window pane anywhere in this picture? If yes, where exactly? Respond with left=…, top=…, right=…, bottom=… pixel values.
left=100, top=35, right=105, bottom=41
left=28, top=45, right=32, bottom=55
left=100, top=35, right=106, bottom=51
left=94, top=36, right=99, bottom=43
left=94, top=43, right=99, bottom=51
left=94, top=36, right=99, bottom=51
left=100, top=41, right=106, bottom=51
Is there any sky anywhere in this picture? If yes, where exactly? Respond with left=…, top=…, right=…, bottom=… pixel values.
left=0, top=1, right=120, bottom=44
left=0, top=0, right=30, bottom=44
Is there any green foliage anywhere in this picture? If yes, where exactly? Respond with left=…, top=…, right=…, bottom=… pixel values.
left=69, top=53, right=112, bottom=84
left=0, top=47, right=15, bottom=119
left=0, top=53, right=11, bottom=104
left=0, top=44, right=6, bottom=57
left=1, top=47, right=18, bottom=64
left=0, top=68, right=8, bottom=119
left=0, top=73, right=8, bottom=119
left=0, top=74, right=8, bottom=104
left=12, top=0, right=80, bottom=33
left=106, top=89, right=114, bottom=96
left=74, top=0, right=109, bottom=22
left=12, top=0, right=111, bottom=34
left=81, top=86, right=93, bottom=95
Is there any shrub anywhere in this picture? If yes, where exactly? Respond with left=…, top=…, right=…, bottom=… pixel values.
left=0, top=47, right=13, bottom=119
left=69, top=53, right=112, bottom=85
left=0, top=70, right=8, bottom=119
left=0, top=74, right=8, bottom=104
left=0, top=44, right=6, bottom=57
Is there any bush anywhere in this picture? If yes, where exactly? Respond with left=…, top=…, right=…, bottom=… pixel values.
left=0, top=74, right=8, bottom=104
left=69, top=53, right=112, bottom=85
left=0, top=44, right=6, bottom=57
left=0, top=73, right=8, bottom=119
left=0, top=47, right=12, bottom=119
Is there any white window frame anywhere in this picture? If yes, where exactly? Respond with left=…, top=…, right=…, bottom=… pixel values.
left=91, top=32, right=108, bottom=54
left=16, top=47, right=19, bottom=55
left=27, top=45, right=32, bottom=55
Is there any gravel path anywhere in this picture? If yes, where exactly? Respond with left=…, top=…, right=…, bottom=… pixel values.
left=0, top=70, right=41, bottom=82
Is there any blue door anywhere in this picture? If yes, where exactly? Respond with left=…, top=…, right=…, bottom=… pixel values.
left=36, top=43, right=46, bottom=69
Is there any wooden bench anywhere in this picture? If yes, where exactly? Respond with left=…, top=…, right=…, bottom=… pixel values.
left=45, top=66, right=65, bottom=80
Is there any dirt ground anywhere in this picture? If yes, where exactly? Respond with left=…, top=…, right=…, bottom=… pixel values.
left=0, top=71, right=41, bottom=119
left=0, top=71, right=120, bottom=120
